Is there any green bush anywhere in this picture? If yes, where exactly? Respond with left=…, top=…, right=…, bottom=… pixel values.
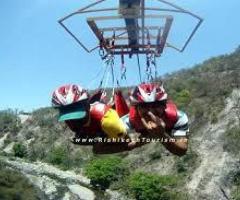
left=232, top=189, right=240, bottom=200
left=149, top=151, right=162, bottom=160
left=127, top=172, right=183, bottom=200
left=27, top=143, right=46, bottom=161
left=13, top=143, right=27, bottom=158
left=0, top=109, right=21, bottom=133
left=176, top=150, right=199, bottom=174
left=223, top=127, right=240, bottom=155
left=174, top=89, right=191, bottom=109
left=210, top=111, right=218, bottom=124
left=0, top=164, right=39, bottom=199
left=85, top=156, right=128, bottom=190
left=231, top=170, right=240, bottom=200
left=47, top=145, right=68, bottom=167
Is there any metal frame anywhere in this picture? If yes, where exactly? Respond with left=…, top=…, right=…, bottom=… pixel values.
left=86, top=14, right=172, bottom=55
left=58, top=0, right=203, bottom=55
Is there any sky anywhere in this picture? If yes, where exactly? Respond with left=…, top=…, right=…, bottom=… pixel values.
left=0, top=0, right=240, bottom=112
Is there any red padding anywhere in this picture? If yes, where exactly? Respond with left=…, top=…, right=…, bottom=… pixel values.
left=114, top=90, right=129, bottom=117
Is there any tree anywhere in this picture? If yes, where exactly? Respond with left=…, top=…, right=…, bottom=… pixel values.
left=128, top=172, right=182, bottom=200
left=13, top=143, right=27, bottom=158
left=85, top=156, right=128, bottom=190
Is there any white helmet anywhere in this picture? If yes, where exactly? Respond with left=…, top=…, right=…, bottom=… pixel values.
left=130, top=83, right=167, bottom=104
left=52, top=84, right=88, bottom=107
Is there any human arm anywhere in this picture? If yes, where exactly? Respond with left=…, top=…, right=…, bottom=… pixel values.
left=141, top=111, right=188, bottom=156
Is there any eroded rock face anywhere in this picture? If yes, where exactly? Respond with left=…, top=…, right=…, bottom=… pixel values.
left=2, top=157, right=128, bottom=200
left=0, top=133, right=8, bottom=149
left=1, top=158, right=95, bottom=200
left=186, top=90, right=240, bottom=200
left=68, top=184, right=95, bottom=200
left=1, top=88, right=239, bottom=200
left=3, top=142, right=15, bottom=154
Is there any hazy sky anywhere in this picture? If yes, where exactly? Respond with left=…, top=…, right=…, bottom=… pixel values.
left=0, top=0, right=240, bottom=111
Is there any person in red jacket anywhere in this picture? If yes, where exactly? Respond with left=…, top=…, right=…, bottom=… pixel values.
left=125, top=82, right=189, bottom=156
left=51, top=84, right=135, bottom=153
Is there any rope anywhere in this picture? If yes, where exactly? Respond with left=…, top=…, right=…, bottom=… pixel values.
left=137, top=54, right=142, bottom=83
left=121, top=51, right=127, bottom=80
left=102, top=68, right=111, bottom=91
left=98, top=58, right=111, bottom=88
left=152, top=54, right=158, bottom=79
left=87, top=65, right=105, bottom=89
left=145, top=53, right=154, bottom=82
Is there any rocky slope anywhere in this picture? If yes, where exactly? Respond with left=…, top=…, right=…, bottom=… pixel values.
left=1, top=48, right=240, bottom=199
left=186, top=90, right=240, bottom=200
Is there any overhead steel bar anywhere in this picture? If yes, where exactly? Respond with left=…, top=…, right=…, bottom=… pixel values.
left=58, top=0, right=203, bottom=54
left=99, top=26, right=162, bottom=32
left=88, top=14, right=173, bottom=21
left=141, top=0, right=145, bottom=47
left=87, top=19, right=110, bottom=53
left=112, top=44, right=159, bottom=48
left=157, top=0, right=203, bottom=20
left=59, top=21, right=90, bottom=53
left=110, top=50, right=156, bottom=55
left=156, top=16, right=173, bottom=54
left=105, top=36, right=159, bottom=40
left=166, top=43, right=181, bottom=52
left=76, top=0, right=107, bottom=13
left=59, top=7, right=201, bottom=21
left=59, top=0, right=107, bottom=23
left=180, top=19, right=202, bottom=52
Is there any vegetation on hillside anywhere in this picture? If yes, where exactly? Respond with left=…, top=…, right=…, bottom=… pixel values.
left=85, top=156, right=128, bottom=190
left=0, top=109, right=21, bottom=133
left=1, top=47, right=240, bottom=199
left=127, top=171, right=187, bottom=200
left=84, top=155, right=187, bottom=200
left=161, top=47, right=240, bottom=133
left=0, top=162, right=39, bottom=200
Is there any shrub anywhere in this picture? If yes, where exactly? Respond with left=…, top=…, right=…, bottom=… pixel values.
left=223, top=127, right=240, bottom=155
left=13, top=143, right=27, bottom=158
left=210, top=111, right=218, bottom=124
left=27, top=143, right=46, bottom=161
left=0, top=164, right=38, bottom=200
left=47, top=145, right=68, bottom=166
left=176, top=150, right=199, bottom=174
left=32, top=107, right=58, bottom=128
left=84, top=156, right=128, bottom=190
left=231, top=169, right=240, bottom=200
left=0, top=109, right=21, bottom=133
left=174, top=89, right=191, bottom=109
left=127, top=172, right=182, bottom=200
left=149, top=151, right=162, bottom=160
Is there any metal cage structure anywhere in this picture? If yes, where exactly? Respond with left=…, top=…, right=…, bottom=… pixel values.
left=59, top=0, right=203, bottom=57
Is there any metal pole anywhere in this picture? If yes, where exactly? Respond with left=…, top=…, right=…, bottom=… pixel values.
left=141, top=0, right=145, bottom=47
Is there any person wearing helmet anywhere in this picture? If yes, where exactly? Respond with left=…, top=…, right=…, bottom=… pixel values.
left=127, top=82, right=189, bottom=156
left=52, top=84, right=135, bottom=153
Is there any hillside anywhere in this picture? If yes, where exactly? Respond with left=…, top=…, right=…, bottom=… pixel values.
left=0, top=47, right=240, bottom=200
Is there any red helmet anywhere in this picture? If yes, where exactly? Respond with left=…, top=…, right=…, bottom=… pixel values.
left=130, top=83, right=167, bottom=104
left=52, top=84, right=89, bottom=107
